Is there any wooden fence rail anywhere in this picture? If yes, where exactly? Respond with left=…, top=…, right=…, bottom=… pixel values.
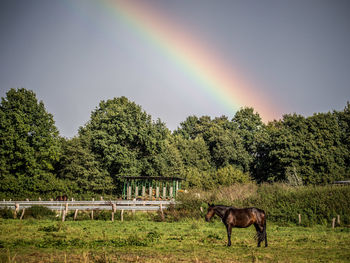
left=0, top=200, right=175, bottom=212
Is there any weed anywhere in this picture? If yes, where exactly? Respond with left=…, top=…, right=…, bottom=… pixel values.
left=146, top=231, right=162, bottom=242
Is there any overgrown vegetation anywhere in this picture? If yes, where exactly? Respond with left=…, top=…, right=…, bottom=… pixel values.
left=23, top=205, right=56, bottom=220
left=171, top=184, right=350, bottom=226
left=1, top=88, right=350, bottom=199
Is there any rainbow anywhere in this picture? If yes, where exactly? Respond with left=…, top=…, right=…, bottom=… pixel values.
left=101, top=0, right=280, bottom=121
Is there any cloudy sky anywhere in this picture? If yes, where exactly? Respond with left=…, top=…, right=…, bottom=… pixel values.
left=1, top=0, right=350, bottom=138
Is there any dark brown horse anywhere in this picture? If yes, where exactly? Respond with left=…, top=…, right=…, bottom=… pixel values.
left=55, top=195, right=68, bottom=201
left=205, top=203, right=267, bottom=247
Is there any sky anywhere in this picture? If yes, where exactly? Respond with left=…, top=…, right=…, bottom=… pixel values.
left=1, top=0, right=350, bottom=138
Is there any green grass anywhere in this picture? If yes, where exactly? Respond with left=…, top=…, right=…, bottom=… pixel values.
left=0, top=215, right=349, bottom=262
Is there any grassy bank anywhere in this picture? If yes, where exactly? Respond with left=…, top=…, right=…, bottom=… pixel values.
left=0, top=216, right=350, bottom=262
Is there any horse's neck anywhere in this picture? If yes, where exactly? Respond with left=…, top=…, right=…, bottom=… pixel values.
left=214, top=207, right=227, bottom=218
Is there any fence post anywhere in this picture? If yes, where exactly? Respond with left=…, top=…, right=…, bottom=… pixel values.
left=159, top=203, right=164, bottom=221
left=91, top=198, right=94, bottom=220
left=14, top=203, right=19, bottom=219
left=121, top=209, right=124, bottom=222
left=132, top=198, right=136, bottom=215
left=332, top=218, right=336, bottom=229
left=20, top=208, right=25, bottom=220
left=62, top=210, right=66, bottom=222
left=65, top=203, right=69, bottom=215
left=74, top=209, right=78, bottom=221
left=298, top=214, right=301, bottom=225
left=337, top=215, right=340, bottom=226
left=111, top=203, right=116, bottom=222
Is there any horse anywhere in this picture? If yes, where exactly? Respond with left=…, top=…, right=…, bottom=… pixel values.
left=55, top=195, right=68, bottom=201
left=205, top=203, right=268, bottom=247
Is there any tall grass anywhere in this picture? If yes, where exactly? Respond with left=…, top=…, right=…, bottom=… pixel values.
left=176, top=183, right=350, bottom=226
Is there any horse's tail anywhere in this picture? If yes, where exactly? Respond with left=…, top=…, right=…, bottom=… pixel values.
left=262, top=214, right=267, bottom=240
left=261, top=211, right=267, bottom=246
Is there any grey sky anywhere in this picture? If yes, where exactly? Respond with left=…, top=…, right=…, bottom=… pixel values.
left=1, top=0, right=349, bottom=138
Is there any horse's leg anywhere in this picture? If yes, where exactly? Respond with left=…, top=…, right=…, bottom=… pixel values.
left=254, top=223, right=263, bottom=247
left=226, top=224, right=232, bottom=247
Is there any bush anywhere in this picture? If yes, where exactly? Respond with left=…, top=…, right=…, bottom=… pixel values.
left=24, top=205, right=56, bottom=219
left=155, top=191, right=205, bottom=222
left=213, top=165, right=251, bottom=186
left=0, top=207, right=14, bottom=219
left=94, top=210, right=112, bottom=221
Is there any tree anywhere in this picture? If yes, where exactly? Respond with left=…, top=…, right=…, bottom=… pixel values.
left=205, top=125, right=251, bottom=171
left=173, top=135, right=211, bottom=171
left=0, top=88, right=61, bottom=198
left=79, top=97, right=180, bottom=193
left=254, top=111, right=349, bottom=184
left=57, top=137, right=114, bottom=196
left=232, top=107, right=265, bottom=156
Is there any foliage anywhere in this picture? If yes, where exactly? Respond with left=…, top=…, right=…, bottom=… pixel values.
left=79, top=97, right=181, bottom=194
left=239, top=184, right=350, bottom=226
left=179, top=183, right=350, bottom=226
left=254, top=111, right=349, bottom=184
left=0, top=89, right=62, bottom=199
left=56, top=137, right=114, bottom=196
left=213, top=165, right=251, bottom=186
left=1, top=88, right=350, bottom=199
left=0, top=207, right=14, bottom=219
left=24, top=205, right=56, bottom=219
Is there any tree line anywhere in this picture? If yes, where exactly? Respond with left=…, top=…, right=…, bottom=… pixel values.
left=1, top=88, right=349, bottom=198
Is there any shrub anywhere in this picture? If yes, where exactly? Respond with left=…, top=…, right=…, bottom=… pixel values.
left=0, top=207, right=14, bottom=219
left=213, top=165, right=251, bottom=186
left=94, top=210, right=112, bottom=221
left=24, top=205, right=55, bottom=219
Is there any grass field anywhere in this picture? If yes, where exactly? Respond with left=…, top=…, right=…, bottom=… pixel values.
left=0, top=215, right=349, bottom=263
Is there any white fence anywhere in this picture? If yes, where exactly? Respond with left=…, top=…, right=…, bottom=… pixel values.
left=0, top=200, right=174, bottom=211
left=0, top=200, right=175, bottom=221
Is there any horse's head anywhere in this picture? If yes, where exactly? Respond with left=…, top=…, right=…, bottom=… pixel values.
left=205, top=203, right=216, bottom=222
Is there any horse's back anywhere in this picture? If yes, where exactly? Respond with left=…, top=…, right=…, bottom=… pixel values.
left=250, top=207, right=266, bottom=225
left=224, top=207, right=266, bottom=227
